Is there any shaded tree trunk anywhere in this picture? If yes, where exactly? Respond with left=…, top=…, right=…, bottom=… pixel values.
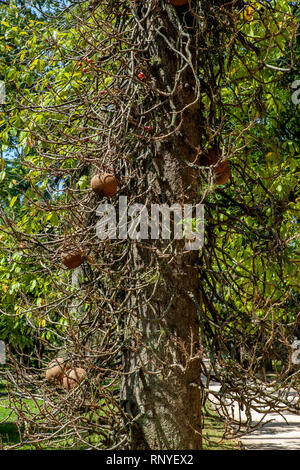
left=121, top=5, right=204, bottom=450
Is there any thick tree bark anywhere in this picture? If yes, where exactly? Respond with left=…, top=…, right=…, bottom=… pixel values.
left=121, top=5, right=204, bottom=450
left=121, top=243, right=203, bottom=450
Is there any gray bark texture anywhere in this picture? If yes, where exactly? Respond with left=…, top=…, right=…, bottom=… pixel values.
left=121, top=5, right=204, bottom=450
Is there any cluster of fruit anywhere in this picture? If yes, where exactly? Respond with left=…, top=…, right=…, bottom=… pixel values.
left=61, top=172, right=118, bottom=270
left=45, top=357, right=87, bottom=391
left=78, top=57, right=95, bottom=74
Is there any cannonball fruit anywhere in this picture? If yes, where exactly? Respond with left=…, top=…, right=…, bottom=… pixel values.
left=62, top=367, right=87, bottom=391
left=61, top=251, right=84, bottom=269
left=45, top=357, right=69, bottom=384
left=203, top=147, right=219, bottom=167
left=203, top=148, right=230, bottom=185
left=170, top=0, right=189, bottom=6
left=90, top=173, right=118, bottom=198
left=214, top=160, right=231, bottom=185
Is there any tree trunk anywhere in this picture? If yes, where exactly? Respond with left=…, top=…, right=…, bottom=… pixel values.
left=121, top=5, right=204, bottom=450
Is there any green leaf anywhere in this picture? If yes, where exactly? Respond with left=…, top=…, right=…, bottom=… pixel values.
left=9, top=195, right=18, bottom=208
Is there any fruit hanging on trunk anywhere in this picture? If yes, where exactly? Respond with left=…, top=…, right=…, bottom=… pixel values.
left=90, top=172, right=118, bottom=198
left=202, top=147, right=231, bottom=185
left=214, top=159, right=231, bottom=185
left=61, top=251, right=85, bottom=269
left=62, top=367, right=87, bottom=390
left=45, top=357, right=70, bottom=384
left=169, top=0, right=189, bottom=6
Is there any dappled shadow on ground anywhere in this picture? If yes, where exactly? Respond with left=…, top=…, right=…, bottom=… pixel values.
left=241, top=420, right=300, bottom=450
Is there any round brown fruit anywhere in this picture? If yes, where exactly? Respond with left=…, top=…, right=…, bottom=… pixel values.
left=62, top=367, right=87, bottom=391
left=61, top=251, right=84, bottom=269
left=90, top=173, right=118, bottom=198
left=170, top=0, right=189, bottom=6
left=45, top=357, right=69, bottom=384
left=203, top=147, right=219, bottom=167
left=214, top=160, right=231, bottom=185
